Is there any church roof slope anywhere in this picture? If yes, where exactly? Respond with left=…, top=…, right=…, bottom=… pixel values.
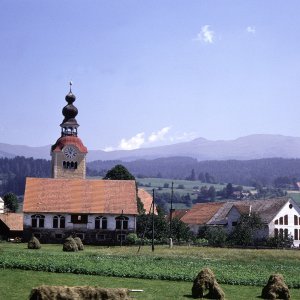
left=23, top=178, right=137, bottom=215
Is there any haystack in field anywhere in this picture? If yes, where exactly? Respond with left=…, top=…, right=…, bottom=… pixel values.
left=261, top=274, right=290, bottom=299
left=192, top=268, right=225, bottom=299
left=28, top=235, right=41, bottom=249
left=29, top=286, right=130, bottom=300
left=74, top=237, right=84, bottom=251
left=63, top=236, right=78, bottom=252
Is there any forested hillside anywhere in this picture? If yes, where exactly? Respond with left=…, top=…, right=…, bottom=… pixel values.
left=0, top=156, right=50, bottom=195
left=87, top=157, right=300, bottom=186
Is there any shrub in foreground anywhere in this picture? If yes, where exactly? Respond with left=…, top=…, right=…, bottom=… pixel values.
left=74, top=237, right=84, bottom=251
left=28, top=236, right=41, bottom=250
left=63, top=236, right=78, bottom=252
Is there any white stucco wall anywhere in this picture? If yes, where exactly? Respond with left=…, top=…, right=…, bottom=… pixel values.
left=270, top=200, right=300, bottom=247
left=24, top=213, right=136, bottom=231
left=0, top=197, right=4, bottom=214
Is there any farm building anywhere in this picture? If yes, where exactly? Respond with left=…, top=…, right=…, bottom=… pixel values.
left=23, top=85, right=148, bottom=244
left=0, top=213, right=23, bottom=240
left=178, top=198, right=300, bottom=247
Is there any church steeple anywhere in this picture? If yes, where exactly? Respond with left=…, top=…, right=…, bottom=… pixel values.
left=60, top=82, right=79, bottom=137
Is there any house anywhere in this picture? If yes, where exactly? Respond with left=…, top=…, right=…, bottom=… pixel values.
left=179, top=198, right=300, bottom=247
left=0, top=213, right=23, bottom=240
left=0, top=197, right=4, bottom=214
left=23, top=84, right=141, bottom=244
left=137, top=188, right=155, bottom=214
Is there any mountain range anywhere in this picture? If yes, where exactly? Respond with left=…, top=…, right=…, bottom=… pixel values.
left=1, top=134, right=300, bottom=162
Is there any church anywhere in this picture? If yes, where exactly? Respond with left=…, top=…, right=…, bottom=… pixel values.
left=23, top=85, right=140, bottom=244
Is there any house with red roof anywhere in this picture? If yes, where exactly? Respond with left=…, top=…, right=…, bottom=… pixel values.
left=23, top=85, right=147, bottom=244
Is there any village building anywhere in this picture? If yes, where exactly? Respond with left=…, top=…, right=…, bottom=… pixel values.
left=0, top=197, right=4, bottom=214
left=0, top=213, right=23, bottom=240
left=23, top=85, right=146, bottom=244
left=178, top=198, right=300, bottom=247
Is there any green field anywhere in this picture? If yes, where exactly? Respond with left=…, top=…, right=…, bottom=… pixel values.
left=287, top=191, right=300, bottom=204
left=0, top=243, right=299, bottom=298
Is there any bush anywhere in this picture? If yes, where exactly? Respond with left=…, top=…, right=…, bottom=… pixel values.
left=73, top=237, right=84, bottom=251
left=126, top=233, right=138, bottom=245
left=194, top=238, right=209, bottom=246
left=28, top=236, right=41, bottom=249
left=205, top=227, right=228, bottom=247
left=267, top=235, right=294, bottom=248
left=63, top=236, right=78, bottom=252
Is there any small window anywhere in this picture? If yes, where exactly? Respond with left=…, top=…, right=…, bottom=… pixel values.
left=95, top=216, right=107, bottom=230
left=71, top=215, right=88, bottom=224
left=284, top=215, right=288, bottom=225
left=89, top=234, right=96, bottom=239
left=289, top=203, right=293, bottom=209
left=115, top=216, right=129, bottom=230
left=294, top=229, right=299, bottom=241
left=117, top=234, right=126, bottom=241
left=31, top=215, right=45, bottom=228
left=274, top=228, right=278, bottom=238
left=279, top=228, right=284, bottom=238
left=294, top=215, right=298, bottom=226
left=274, top=219, right=278, bottom=225
left=97, top=234, right=106, bottom=241
left=232, top=221, right=237, bottom=226
left=53, top=216, right=58, bottom=228
left=284, top=229, right=288, bottom=238
left=279, top=217, right=283, bottom=225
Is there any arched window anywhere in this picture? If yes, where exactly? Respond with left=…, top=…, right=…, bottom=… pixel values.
left=53, top=215, right=65, bottom=228
left=115, top=216, right=129, bottom=230
left=279, top=217, right=283, bottom=225
left=95, top=216, right=107, bottom=229
left=284, top=215, right=288, bottom=225
left=295, top=215, right=299, bottom=226
left=31, top=215, right=45, bottom=228
left=294, top=229, right=299, bottom=241
left=274, top=228, right=278, bottom=238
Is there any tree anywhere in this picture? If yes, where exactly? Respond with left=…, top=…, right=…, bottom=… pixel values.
left=225, top=183, right=234, bottom=198
left=3, top=192, right=18, bottom=212
left=229, top=213, right=263, bottom=246
left=170, top=218, right=193, bottom=242
left=205, top=226, right=228, bottom=247
left=207, top=186, right=216, bottom=201
left=103, top=164, right=135, bottom=180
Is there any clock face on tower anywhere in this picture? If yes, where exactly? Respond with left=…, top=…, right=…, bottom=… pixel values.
left=64, top=146, right=77, bottom=159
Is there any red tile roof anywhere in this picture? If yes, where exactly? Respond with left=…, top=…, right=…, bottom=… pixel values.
left=23, top=178, right=138, bottom=215
left=51, top=136, right=88, bottom=153
left=0, top=213, right=23, bottom=231
left=170, top=209, right=189, bottom=220
left=138, top=189, right=155, bottom=214
left=181, top=202, right=225, bottom=225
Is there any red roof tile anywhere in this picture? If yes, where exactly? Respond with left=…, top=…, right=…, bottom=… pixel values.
left=23, top=178, right=138, bottom=215
left=0, top=213, right=23, bottom=231
left=181, top=202, right=224, bottom=225
left=138, top=189, right=154, bottom=214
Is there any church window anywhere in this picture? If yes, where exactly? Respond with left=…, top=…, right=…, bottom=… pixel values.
left=279, top=217, right=283, bottom=225
left=95, top=216, right=107, bottom=229
left=284, top=229, right=288, bottom=238
left=279, top=228, right=283, bottom=238
left=274, top=228, right=278, bottom=238
left=31, top=215, right=45, bottom=228
left=53, top=215, right=65, bottom=228
left=295, top=215, right=298, bottom=225
left=274, top=219, right=278, bottom=225
left=284, top=215, right=288, bottom=225
left=115, top=216, right=129, bottom=230
left=295, top=229, right=299, bottom=240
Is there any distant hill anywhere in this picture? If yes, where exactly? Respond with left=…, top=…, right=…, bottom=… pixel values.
left=2, top=134, right=300, bottom=161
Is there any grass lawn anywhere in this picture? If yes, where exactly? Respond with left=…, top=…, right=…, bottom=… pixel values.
left=2, top=268, right=300, bottom=300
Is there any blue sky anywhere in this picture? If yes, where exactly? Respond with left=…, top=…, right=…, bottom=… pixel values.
left=1, top=1, right=300, bottom=151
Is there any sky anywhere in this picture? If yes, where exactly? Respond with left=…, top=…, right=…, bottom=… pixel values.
left=1, top=1, right=300, bottom=151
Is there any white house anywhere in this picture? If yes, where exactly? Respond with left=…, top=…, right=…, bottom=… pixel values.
left=180, top=198, right=300, bottom=247
left=0, top=197, right=4, bottom=214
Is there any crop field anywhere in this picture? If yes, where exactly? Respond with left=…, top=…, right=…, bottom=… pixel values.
left=0, top=243, right=299, bottom=291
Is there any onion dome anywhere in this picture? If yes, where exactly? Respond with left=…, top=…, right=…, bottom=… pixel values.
left=60, top=82, right=80, bottom=136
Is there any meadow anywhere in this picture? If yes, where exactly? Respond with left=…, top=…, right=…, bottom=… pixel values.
left=0, top=243, right=300, bottom=299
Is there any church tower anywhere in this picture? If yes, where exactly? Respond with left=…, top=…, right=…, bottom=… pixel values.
left=51, top=83, right=88, bottom=179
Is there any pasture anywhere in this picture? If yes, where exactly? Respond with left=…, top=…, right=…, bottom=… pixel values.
left=0, top=243, right=299, bottom=299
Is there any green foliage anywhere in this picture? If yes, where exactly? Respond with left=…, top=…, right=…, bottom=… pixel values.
left=3, top=192, right=18, bottom=212
left=63, top=237, right=78, bottom=252
left=27, top=236, right=41, bottom=250
left=73, top=237, right=84, bottom=251
left=137, top=196, right=145, bottom=215
left=267, top=235, right=294, bottom=249
left=205, top=227, right=228, bottom=247
left=229, top=213, right=263, bottom=246
left=170, top=218, right=194, bottom=242
left=103, top=164, right=135, bottom=180
left=126, top=233, right=139, bottom=245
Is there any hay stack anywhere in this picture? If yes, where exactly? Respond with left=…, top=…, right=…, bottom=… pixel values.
left=261, top=274, right=290, bottom=299
left=29, top=285, right=130, bottom=300
left=28, top=236, right=41, bottom=249
left=192, top=268, right=225, bottom=299
left=63, top=236, right=78, bottom=252
left=74, top=237, right=84, bottom=251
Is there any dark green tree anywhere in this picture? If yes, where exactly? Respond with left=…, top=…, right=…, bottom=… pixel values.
left=207, top=186, right=216, bottom=201
left=170, top=218, right=193, bottom=242
left=205, top=226, right=228, bottom=247
left=229, top=213, right=263, bottom=246
left=3, top=192, right=18, bottom=212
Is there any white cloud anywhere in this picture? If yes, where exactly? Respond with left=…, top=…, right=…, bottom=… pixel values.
left=169, top=131, right=198, bottom=142
left=119, top=132, right=145, bottom=150
left=148, top=126, right=171, bottom=143
left=195, top=25, right=215, bottom=44
left=246, top=26, right=256, bottom=34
